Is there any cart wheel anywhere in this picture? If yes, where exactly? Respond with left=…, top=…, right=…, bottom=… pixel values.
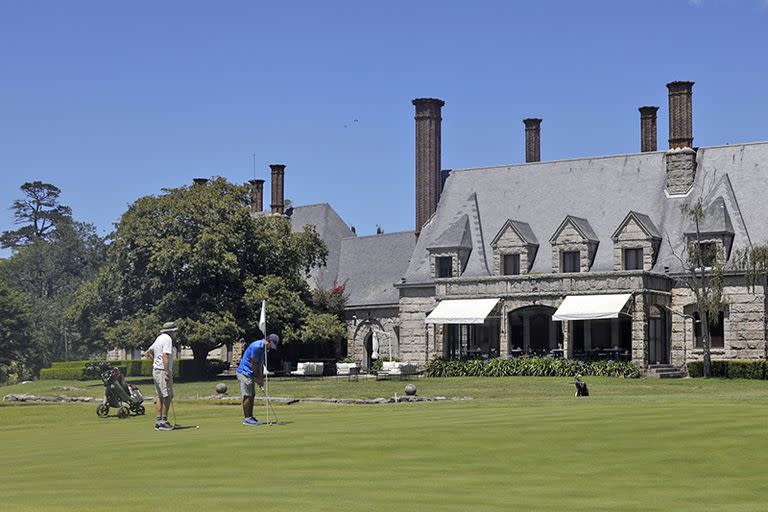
left=117, top=406, right=130, bottom=419
left=136, top=405, right=145, bottom=416
left=96, top=404, right=109, bottom=418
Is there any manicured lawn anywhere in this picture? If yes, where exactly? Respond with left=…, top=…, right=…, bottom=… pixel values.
left=2, top=377, right=768, bottom=511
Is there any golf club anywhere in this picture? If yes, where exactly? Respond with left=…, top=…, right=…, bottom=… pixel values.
left=170, top=399, right=199, bottom=430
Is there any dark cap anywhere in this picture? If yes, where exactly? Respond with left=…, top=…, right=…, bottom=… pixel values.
left=266, top=333, right=280, bottom=349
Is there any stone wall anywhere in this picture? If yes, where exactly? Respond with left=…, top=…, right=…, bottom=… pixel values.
left=344, top=306, right=400, bottom=368
left=671, top=281, right=767, bottom=365
left=397, top=286, right=438, bottom=365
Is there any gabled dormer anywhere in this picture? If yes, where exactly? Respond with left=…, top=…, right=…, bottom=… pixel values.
left=684, top=197, right=735, bottom=265
left=490, top=219, right=539, bottom=275
left=611, top=211, right=662, bottom=271
left=549, top=216, right=599, bottom=273
left=428, top=215, right=472, bottom=278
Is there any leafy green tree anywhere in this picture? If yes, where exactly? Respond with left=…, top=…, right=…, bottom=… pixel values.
left=0, top=277, right=34, bottom=382
left=77, top=178, right=329, bottom=372
left=0, top=183, right=106, bottom=369
left=0, top=181, right=72, bottom=248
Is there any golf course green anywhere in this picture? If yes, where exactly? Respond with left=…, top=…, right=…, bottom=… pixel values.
left=1, top=376, right=767, bottom=511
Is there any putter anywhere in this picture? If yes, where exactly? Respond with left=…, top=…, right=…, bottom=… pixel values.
left=170, top=400, right=200, bottom=430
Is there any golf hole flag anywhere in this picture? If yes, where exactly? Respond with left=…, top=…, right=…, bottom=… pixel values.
left=259, top=300, right=266, bottom=337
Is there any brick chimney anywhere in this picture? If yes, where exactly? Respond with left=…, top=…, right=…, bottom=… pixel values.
left=249, top=179, right=264, bottom=213
left=667, top=81, right=694, bottom=149
left=412, top=98, right=444, bottom=237
left=193, top=178, right=209, bottom=186
left=665, top=81, right=696, bottom=195
left=270, top=164, right=285, bottom=214
left=639, top=106, right=658, bottom=152
left=523, top=118, right=542, bottom=163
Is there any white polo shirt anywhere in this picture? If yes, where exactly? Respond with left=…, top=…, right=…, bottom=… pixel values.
left=149, top=333, right=174, bottom=372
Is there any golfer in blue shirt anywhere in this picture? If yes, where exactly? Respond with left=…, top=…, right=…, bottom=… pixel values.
left=236, top=334, right=280, bottom=425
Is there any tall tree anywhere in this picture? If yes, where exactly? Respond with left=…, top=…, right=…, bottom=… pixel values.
left=0, top=181, right=72, bottom=248
left=674, top=199, right=726, bottom=378
left=0, top=182, right=106, bottom=369
left=75, top=178, right=329, bottom=372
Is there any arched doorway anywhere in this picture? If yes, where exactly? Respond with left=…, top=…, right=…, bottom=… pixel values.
left=363, top=332, right=374, bottom=371
left=648, top=305, right=669, bottom=364
left=507, top=306, right=563, bottom=356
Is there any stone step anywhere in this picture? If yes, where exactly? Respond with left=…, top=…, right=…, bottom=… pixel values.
left=657, top=371, right=686, bottom=379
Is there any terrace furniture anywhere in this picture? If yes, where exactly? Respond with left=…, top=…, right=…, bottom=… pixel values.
left=290, top=362, right=324, bottom=377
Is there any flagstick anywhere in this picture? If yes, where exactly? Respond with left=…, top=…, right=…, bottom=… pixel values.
left=264, top=339, right=270, bottom=424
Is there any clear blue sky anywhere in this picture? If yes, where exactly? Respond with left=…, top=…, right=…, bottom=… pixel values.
left=2, top=0, right=767, bottom=257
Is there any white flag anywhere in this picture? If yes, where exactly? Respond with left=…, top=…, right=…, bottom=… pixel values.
left=259, top=300, right=266, bottom=338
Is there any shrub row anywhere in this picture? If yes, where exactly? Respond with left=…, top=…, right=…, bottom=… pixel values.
left=424, top=357, right=640, bottom=378
left=687, top=360, right=767, bottom=379
left=40, top=366, right=127, bottom=380
left=41, top=359, right=229, bottom=380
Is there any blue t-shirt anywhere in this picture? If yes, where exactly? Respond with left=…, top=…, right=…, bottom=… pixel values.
left=236, top=339, right=266, bottom=378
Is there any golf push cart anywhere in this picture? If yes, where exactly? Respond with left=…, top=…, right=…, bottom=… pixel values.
left=94, top=363, right=145, bottom=419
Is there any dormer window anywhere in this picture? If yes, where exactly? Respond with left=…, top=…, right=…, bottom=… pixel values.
left=561, top=251, right=580, bottom=273
left=612, top=211, right=662, bottom=272
left=623, top=248, right=643, bottom=270
left=436, top=256, right=453, bottom=278
left=549, top=216, right=599, bottom=273
left=683, top=197, right=735, bottom=266
left=491, top=219, right=539, bottom=276
left=503, top=254, right=521, bottom=275
left=428, top=215, right=472, bottom=279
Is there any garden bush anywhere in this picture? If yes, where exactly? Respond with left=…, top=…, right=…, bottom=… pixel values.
left=424, top=357, right=639, bottom=378
left=687, top=360, right=766, bottom=379
left=42, top=358, right=228, bottom=380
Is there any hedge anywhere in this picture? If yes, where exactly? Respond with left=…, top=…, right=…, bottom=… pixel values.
left=424, top=357, right=640, bottom=378
left=687, top=360, right=767, bottom=379
left=40, top=366, right=126, bottom=380
left=41, top=359, right=229, bottom=380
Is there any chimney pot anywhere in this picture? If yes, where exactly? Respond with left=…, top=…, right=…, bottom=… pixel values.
left=249, top=179, right=265, bottom=213
left=666, top=81, right=694, bottom=149
left=270, top=164, right=286, bottom=214
left=193, top=178, right=209, bottom=186
left=412, top=98, right=445, bottom=237
left=639, top=106, right=659, bottom=152
left=523, top=118, right=542, bottom=163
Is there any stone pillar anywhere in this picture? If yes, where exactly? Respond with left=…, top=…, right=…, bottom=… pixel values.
left=270, top=164, right=285, bottom=214
left=249, top=179, right=264, bottom=213
left=631, top=294, right=649, bottom=369
left=562, top=321, right=571, bottom=359
left=231, top=339, right=246, bottom=370
left=523, top=118, right=542, bottom=163
left=665, top=147, right=697, bottom=195
left=639, top=106, right=658, bottom=152
left=412, top=98, right=444, bottom=237
left=667, top=81, right=694, bottom=149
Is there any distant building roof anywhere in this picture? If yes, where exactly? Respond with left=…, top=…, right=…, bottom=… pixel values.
left=338, top=231, right=415, bottom=307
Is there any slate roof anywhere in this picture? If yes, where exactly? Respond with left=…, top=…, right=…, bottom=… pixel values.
left=337, top=231, right=416, bottom=307
left=549, top=215, right=599, bottom=243
left=684, top=197, right=735, bottom=235
left=287, top=203, right=354, bottom=290
left=430, top=214, right=472, bottom=250
left=404, top=141, right=768, bottom=283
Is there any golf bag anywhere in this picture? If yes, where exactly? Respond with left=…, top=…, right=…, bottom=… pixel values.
left=95, top=364, right=145, bottom=419
left=573, top=375, right=589, bottom=397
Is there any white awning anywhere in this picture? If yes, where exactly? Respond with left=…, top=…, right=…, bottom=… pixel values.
left=425, top=299, right=500, bottom=324
left=552, top=294, right=632, bottom=321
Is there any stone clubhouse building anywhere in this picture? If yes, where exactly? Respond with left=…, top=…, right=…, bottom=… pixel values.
left=251, top=80, right=766, bottom=376
left=113, top=81, right=765, bottom=374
